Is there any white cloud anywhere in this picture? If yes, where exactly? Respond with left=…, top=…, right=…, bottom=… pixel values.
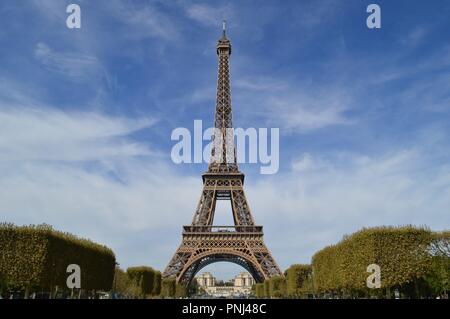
left=235, top=77, right=288, bottom=91
left=30, top=0, right=179, bottom=42
left=234, top=76, right=352, bottom=132
left=269, top=91, right=350, bottom=132
left=107, top=0, right=179, bottom=41
left=0, top=157, right=200, bottom=270
left=401, top=26, right=428, bottom=47
left=0, top=106, right=155, bottom=161
left=34, top=42, right=104, bottom=82
left=0, top=159, right=198, bottom=232
left=292, top=153, right=329, bottom=172
left=30, top=0, right=66, bottom=20
left=0, top=105, right=448, bottom=273
left=247, top=149, right=450, bottom=269
left=294, top=0, right=340, bottom=29
left=0, top=104, right=193, bottom=270
left=185, top=3, right=233, bottom=27
left=397, top=71, right=450, bottom=113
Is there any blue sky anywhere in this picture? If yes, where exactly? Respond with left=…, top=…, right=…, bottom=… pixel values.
left=1, top=0, right=450, bottom=280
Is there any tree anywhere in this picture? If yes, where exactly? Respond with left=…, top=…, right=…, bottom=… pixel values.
left=126, top=267, right=155, bottom=298
left=268, top=276, right=286, bottom=298
left=0, top=223, right=116, bottom=297
left=0, top=272, right=8, bottom=298
left=425, top=231, right=450, bottom=297
left=255, top=283, right=264, bottom=298
left=160, top=278, right=176, bottom=298
left=425, top=256, right=450, bottom=297
left=152, top=271, right=162, bottom=296
left=263, top=280, right=270, bottom=298
left=311, top=226, right=442, bottom=298
left=175, top=283, right=188, bottom=298
left=286, top=264, right=313, bottom=298
left=113, top=267, right=128, bottom=297
left=113, top=267, right=141, bottom=298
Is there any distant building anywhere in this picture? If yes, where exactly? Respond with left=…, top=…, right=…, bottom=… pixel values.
left=194, top=272, right=255, bottom=297
left=234, top=272, right=255, bottom=288
left=196, top=272, right=215, bottom=288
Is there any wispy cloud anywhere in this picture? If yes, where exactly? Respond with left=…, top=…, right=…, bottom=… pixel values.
left=107, top=0, right=180, bottom=41
left=0, top=157, right=200, bottom=270
left=0, top=106, right=155, bottom=161
left=248, top=147, right=450, bottom=268
left=234, top=76, right=352, bottom=132
left=395, top=70, right=450, bottom=114
left=235, top=77, right=288, bottom=91
left=268, top=90, right=351, bottom=132
left=184, top=3, right=233, bottom=27
left=30, top=0, right=67, bottom=20
left=294, top=0, right=340, bottom=29
left=34, top=42, right=105, bottom=82
left=401, top=25, right=429, bottom=47
left=0, top=104, right=181, bottom=271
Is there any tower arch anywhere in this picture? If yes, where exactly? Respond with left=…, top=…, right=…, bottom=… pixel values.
left=178, top=251, right=265, bottom=285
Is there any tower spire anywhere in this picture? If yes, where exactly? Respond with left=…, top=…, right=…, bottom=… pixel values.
left=209, top=20, right=236, bottom=173
left=222, top=20, right=226, bottom=38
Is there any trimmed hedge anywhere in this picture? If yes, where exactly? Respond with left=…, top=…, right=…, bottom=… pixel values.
left=160, top=278, right=176, bottom=298
left=286, top=264, right=313, bottom=297
left=312, top=226, right=434, bottom=294
left=258, top=227, right=449, bottom=299
left=153, top=271, right=162, bottom=295
left=426, top=231, right=450, bottom=296
left=175, top=283, right=188, bottom=298
left=126, top=266, right=156, bottom=298
left=268, top=275, right=286, bottom=298
left=255, top=283, right=264, bottom=298
left=0, top=223, right=115, bottom=293
left=263, top=280, right=270, bottom=297
left=113, top=267, right=162, bottom=298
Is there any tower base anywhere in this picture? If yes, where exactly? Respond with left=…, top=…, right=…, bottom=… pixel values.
left=163, top=226, right=282, bottom=284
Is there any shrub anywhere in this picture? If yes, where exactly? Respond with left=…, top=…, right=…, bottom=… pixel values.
left=160, top=278, right=176, bottom=298
left=126, top=266, right=156, bottom=298
left=268, top=276, right=286, bottom=298
left=0, top=223, right=115, bottom=295
left=312, top=226, right=435, bottom=296
left=255, top=283, right=264, bottom=298
left=286, top=264, right=313, bottom=298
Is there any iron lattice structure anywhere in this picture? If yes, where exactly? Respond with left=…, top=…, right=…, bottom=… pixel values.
left=163, top=26, right=282, bottom=285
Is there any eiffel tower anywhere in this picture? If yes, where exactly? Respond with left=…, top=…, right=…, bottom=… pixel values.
left=163, top=22, right=282, bottom=285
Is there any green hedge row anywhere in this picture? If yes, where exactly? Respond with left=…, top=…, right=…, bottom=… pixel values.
left=160, top=278, right=176, bottom=298
left=0, top=223, right=115, bottom=293
left=312, top=226, right=434, bottom=294
left=113, top=267, right=162, bottom=298
left=126, top=266, right=160, bottom=298
left=253, top=275, right=288, bottom=298
left=286, top=264, right=313, bottom=297
left=256, top=226, right=449, bottom=299
left=254, top=283, right=264, bottom=298
left=159, top=278, right=201, bottom=298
